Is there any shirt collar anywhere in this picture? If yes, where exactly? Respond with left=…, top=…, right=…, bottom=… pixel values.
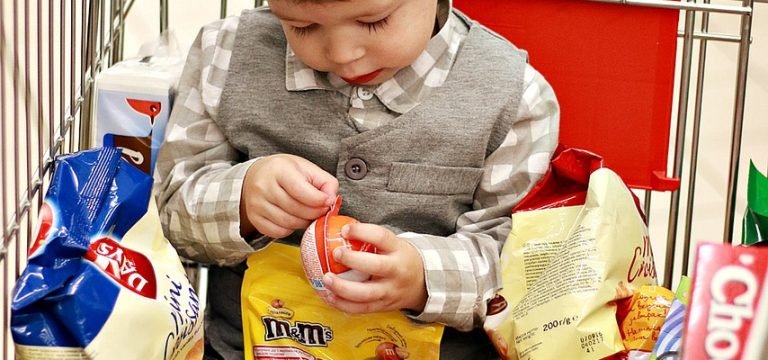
left=284, top=0, right=465, bottom=114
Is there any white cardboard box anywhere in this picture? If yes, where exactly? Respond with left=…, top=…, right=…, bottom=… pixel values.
left=92, top=56, right=183, bottom=174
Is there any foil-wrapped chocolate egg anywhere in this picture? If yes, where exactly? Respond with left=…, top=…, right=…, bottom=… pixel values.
left=300, top=196, right=376, bottom=299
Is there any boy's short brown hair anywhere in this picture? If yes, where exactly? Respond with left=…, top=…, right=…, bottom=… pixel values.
left=276, top=0, right=350, bottom=3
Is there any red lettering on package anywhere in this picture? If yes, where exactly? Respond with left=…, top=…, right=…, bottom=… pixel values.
left=683, top=243, right=768, bottom=359
left=627, top=235, right=657, bottom=283
left=28, top=202, right=54, bottom=256
left=84, top=238, right=157, bottom=299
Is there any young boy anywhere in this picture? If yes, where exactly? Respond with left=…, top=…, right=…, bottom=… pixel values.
left=153, top=0, right=559, bottom=358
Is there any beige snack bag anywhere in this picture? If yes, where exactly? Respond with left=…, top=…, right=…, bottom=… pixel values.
left=485, top=168, right=658, bottom=359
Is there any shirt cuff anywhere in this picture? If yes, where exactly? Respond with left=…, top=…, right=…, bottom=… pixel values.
left=201, top=158, right=266, bottom=264
left=397, top=232, right=479, bottom=331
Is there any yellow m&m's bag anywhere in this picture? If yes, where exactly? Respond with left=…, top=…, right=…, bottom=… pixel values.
left=242, top=242, right=443, bottom=360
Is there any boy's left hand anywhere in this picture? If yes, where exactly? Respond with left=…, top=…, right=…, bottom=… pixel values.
left=321, top=223, right=428, bottom=315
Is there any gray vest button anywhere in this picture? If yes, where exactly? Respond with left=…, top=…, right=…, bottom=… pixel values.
left=345, top=158, right=368, bottom=180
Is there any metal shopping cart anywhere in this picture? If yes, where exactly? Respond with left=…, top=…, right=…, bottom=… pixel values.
left=1, top=0, right=761, bottom=358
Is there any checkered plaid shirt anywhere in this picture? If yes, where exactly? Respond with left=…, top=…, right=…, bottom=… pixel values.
left=153, top=2, right=559, bottom=331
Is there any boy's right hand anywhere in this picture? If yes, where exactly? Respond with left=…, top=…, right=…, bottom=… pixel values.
left=240, top=154, right=338, bottom=239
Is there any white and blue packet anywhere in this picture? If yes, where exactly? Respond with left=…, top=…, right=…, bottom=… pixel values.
left=11, top=147, right=204, bottom=360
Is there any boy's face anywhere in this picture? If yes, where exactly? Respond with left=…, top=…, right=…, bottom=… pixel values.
left=270, top=0, right=438, bottom=85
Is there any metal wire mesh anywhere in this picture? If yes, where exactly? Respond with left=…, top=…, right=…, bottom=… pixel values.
left=1, top=1, right=131, bottom=357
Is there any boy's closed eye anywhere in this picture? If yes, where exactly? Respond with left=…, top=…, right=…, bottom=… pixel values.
left=290, top=23, right=317, bottom=37
left=360, top=16, right=390, bottom=33
left=289, top=16, right=391, bottom=37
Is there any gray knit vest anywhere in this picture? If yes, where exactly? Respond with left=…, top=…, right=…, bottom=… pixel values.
left=218, top=9, right=526, bottom=237
left=206, top=8, right=527, bottom=359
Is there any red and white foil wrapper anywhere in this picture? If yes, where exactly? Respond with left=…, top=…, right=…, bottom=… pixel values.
left=683, top=242, right=768, bottom=360
left=300, top=196, right=376, bottom=300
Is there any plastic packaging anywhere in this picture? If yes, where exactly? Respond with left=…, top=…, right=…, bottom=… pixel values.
left=682, top=243, right=768, bottom=359
left=485, top=166, right=658, bottom=360
left=11, top=147, right=203, bottom=359
left=650, top=276, right=691, bottom=360
left=619, top=285, right=674, bottom=355
left=742, top=161, right=768, bottom=246
left=242, top=242, right=443, bottom=360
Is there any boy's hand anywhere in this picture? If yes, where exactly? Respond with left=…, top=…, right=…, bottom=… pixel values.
left=321, top=223, right=428, bottom=314
left=240, top=154, right=338, bottom=239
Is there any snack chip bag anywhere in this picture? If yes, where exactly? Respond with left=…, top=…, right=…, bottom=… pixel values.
left=619, top=285, right=674, bottom=354
left=11, top=147, right=204, bottom=359
left=485, top=168, right=658, bottom=360
left=650, top=276, right=690, bottom=360
left=242, top=242, right=443, bottom=360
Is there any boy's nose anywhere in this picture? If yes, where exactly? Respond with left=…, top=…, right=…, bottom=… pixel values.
left=325, top=32, right=365, bottom=65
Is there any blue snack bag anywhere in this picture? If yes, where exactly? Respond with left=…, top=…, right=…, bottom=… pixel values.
left=650, top=276, right=691, bottom=360
left=11, top=147, right=204, bottom=359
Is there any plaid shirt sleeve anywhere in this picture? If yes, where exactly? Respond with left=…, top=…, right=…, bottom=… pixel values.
left=401, top=65, right=560, bottom=331
left=152, top=17, right=267, bottom=266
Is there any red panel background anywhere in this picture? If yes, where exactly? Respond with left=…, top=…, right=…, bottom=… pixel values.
left=454, top=0, right=680, bottom=191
